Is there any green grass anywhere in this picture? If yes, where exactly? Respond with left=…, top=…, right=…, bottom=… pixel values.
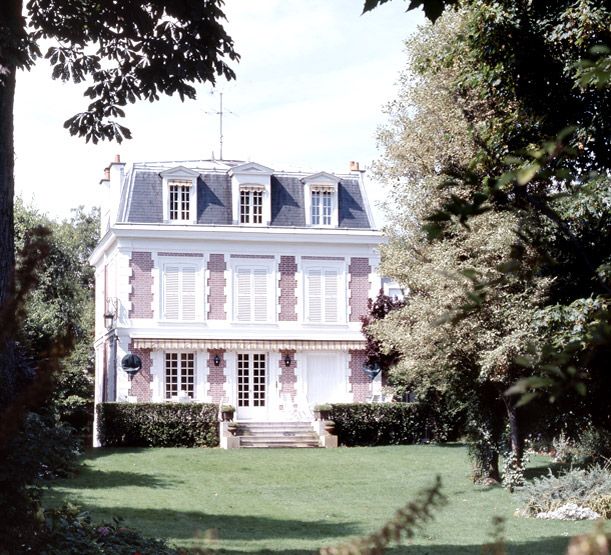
left=44, top=445, right=602, bottom=554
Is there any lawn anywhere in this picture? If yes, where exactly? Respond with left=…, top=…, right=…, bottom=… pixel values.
left=44, top=445, right=601, bottom=554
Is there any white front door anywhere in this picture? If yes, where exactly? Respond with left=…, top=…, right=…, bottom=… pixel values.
left=236, top=353, right=267, bottom=420
left=306, top=353, right=344, bottom=406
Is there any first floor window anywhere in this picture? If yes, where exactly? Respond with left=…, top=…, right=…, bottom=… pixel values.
left=234, top=266, right=270, bottom=322
left=169, top=180, right=192, bottom=221
left=311, top=189, right=332, bottom=225
left=165, top=352, right=195, bottom=399
left=163, top=263, right=198, bottom=320
left=305, top=266, right=340, bottom=323
left=240, top=188, right=263, bottom=224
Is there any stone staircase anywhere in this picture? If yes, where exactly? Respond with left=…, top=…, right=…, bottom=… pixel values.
left=236, top=421, right=320, bottom=448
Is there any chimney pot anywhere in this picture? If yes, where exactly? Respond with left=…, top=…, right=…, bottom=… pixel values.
left=104, top=167, right=110, bottom=180
left=349, top=161, right=360, bottom=172
left=114, top=154, right=121, bottom=164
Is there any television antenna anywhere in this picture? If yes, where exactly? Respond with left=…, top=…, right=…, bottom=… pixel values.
left=205, top=92, right=236, bottom=160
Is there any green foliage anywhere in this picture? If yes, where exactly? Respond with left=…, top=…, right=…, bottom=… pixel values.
left=329, top=403, right=450, bottom=446
left=41, top=505, right=178, bottom=555
left=362, top=0, right=458, bottom=22
left=517, top=465, right=611, bottom=518
left=96, top=403, right=219, bottom=448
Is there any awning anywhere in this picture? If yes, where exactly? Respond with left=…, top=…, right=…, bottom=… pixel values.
left=131, top=338, right=365, bottom=351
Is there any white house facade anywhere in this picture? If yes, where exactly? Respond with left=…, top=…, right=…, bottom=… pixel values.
left=90, top=157, right=385, bottom=442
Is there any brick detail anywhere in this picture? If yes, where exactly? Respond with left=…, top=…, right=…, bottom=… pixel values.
left=127, top=344, right=153, bottom=401
left=302, top=256, right=343, bottom=260
left=278, top=350, right=297, bottom=401
left=278, top=256, right=297, bottom=321
left=349, top=349, right=370, bottom=402
left=349, top=257, right=371, bottom=322
left=230, top=254, right=275, bottom=259
left=207, top=349, right=226, bottom=403
left=129, top=252, right=154, bottom=318
left=207, top=254, right=226, bottom=320
left=158, top=252, right=203, bottom=257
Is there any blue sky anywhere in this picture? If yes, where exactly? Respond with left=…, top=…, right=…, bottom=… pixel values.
left=14, top=0, right=423, bottom=227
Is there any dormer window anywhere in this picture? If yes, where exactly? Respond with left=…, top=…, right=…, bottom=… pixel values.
left=240, top=186, right=264, bottom=224
left=302, top=172, right=340, bottom=228
left=311, top=187, right=333, bottom=226
left=160, top=166, right=199, bottom=224
left=229, top=162, right=273, bottom=226
left=169, top=180, right=192, bottom=221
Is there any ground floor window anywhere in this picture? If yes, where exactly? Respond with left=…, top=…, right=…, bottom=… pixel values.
left=165, top=352, right=195, bottom=399
left=237, top=353, right=266, bottom=408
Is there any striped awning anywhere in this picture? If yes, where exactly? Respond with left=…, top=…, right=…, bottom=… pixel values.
left=131, top=338, right=365, bottom=351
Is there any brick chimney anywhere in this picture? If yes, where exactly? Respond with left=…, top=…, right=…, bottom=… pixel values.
left=349, top=161, right=360, bottom=172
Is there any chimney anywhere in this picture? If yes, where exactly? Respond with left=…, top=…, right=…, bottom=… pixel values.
left=114, top=154, right=121, bottom=164
left=103, top=167, right=110, bottom=181
left=349, top=161, right=360, bottom=172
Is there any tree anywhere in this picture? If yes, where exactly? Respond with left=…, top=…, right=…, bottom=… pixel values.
left=372, top=1, right=610, bottom=481
left=14, top=201, right=99, bottom=433
left=0, top=1, right=239, bottom=409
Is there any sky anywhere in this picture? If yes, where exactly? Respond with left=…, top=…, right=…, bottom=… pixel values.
left=14, top=0, right=424, bottom=228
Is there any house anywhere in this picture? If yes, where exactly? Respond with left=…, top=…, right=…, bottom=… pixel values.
left=90, top=156, right=386, bottom=445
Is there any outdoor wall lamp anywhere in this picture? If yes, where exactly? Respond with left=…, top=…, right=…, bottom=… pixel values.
left=284, top=354, right=292, bottom=367
left=213, top=354, right=221, bottom=366
left=121, top=353, right=142, bottom=381
left=103, top=312, right=115, bottom=329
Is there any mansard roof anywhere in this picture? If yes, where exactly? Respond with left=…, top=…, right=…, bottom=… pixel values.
left=118, top=160, right=372, bottom=229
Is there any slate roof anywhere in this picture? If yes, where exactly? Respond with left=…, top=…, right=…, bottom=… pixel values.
left=119, top=161, right=372, bottom=229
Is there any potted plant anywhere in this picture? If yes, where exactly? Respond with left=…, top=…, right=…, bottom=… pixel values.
left=313, top=403, right=332, bottom=421
left=220, top=404, right=235, bottom=422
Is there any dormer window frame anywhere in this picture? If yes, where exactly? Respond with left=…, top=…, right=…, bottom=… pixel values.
left=229, top=162, right=273, bottom=226
left=160, top=167, right=199, bottom=224
left=239, top=184, right=266, bottom=225
left=302, top=172, right=340, bottom=228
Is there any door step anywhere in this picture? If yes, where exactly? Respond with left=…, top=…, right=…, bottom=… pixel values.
left=235, top=421, right=320, bottom=449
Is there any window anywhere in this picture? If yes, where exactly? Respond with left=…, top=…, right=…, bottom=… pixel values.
left=305, top=267, right=340, bottom=323
left=165, top=352, right=195, bottom=399
left=311, top=189, right=332, bottom=226
left=240, top=188, right=264, bottom=224
left=162, top=264, right=199, bottom=320
left=234, top=266, right=270, bottom=322
left=168, top=180, right=192, bottom=221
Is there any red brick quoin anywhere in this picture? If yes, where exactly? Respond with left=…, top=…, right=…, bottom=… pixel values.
left=349, top=257, right=371, bottom=322
left=127, top=344, right=152, bottom=401
left=207, top=254, right=227, bottom=320
left=278, top=349, right=297, bottom=402
left=129, top=252, right=154, bottom=318
left=278, top=256, right=297, bottom=321
left=349, top=349, right=371, bottom=402
left=207, top=349, right=226, bottom=404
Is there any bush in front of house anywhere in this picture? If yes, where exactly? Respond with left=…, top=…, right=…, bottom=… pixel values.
left=96, top=403, right=219, bottom=448
left=328, top=403, right=447, bottom=447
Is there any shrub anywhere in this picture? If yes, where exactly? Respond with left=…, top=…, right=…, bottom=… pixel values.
left=517, top=464, right=611, bottom=518
left=574, top=426, right=611, bottom=464
left=96, top=403, right=219, bottom=448
left=328, top=403, right=445, bottom=447
left=41, top=504, right=179, bottom=554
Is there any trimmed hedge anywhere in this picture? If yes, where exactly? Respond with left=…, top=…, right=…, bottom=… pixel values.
left=329, top=403, right=445, bottom=447
left=96, top=403, right=219, bottom=448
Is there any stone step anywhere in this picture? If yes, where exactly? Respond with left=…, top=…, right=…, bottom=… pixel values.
left=234, top=421, right=320, bottom=449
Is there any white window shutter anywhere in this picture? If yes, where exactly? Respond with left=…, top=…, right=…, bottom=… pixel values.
left=181, top=267, right=197, bottom=321
left=307, top=269, right=323, bottom=322
left=253, top=268, right=268, bottom=322
left=324, top=269, right=339, bottom=322
left=164, top=266, right=180, bottom=319
left=236, top=268, right=252, bottom=321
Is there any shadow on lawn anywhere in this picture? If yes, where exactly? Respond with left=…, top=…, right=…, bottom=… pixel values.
left=200, top=535, right=571, bottom=555
left=80, top=505, right=360, bottom=542
left=69, top=468, right=183, bottom=489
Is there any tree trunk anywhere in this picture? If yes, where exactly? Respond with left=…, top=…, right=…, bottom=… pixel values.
left=504, top=396, right=523, bottom=462
left=0, top=0, right=22, bottom=411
